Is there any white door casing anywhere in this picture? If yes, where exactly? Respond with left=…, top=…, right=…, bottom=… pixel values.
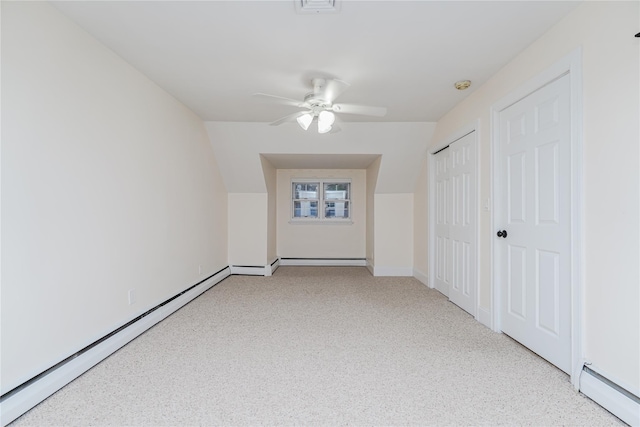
left=433, top=147, right=451, bottom=297
left=496, top=73, right=572, bottom=374
left=449, top=133, right=477, bottom=316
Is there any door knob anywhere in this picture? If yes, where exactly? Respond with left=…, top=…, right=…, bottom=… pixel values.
left=497, top=230, right=508, bottom=238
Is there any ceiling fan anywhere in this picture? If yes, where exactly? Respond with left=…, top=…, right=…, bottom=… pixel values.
left=253, top=78, right=387, bottom=134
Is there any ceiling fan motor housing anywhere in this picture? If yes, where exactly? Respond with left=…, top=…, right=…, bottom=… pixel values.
left=303, top=92, right=331, bottom=112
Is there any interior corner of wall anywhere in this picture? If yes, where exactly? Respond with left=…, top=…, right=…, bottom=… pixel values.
left=259, top=155, right=277, bottom=183
left=413, top=268, right=429, bottom=287
left=366, top=156, right=382, bottom=191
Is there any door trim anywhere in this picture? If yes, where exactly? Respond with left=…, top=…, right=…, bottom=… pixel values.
left=428, top=121, right=480, bottom=319
left=490, top=48, right=584, bottom=389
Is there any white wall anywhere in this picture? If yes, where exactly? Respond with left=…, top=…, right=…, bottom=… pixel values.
left=366, top=158, right=381, bottom=269
left=373, top=194, right=414, bottom=276
left=412, top=153, right=429, bottom=284
left=277, top=169, right=366, bottom=259
left=261, top=156, right=278, bottom=263
left=1, top=2, right=228, bottom=393
left=421, top=1, right=639, bottom=391
left=228, top=193, right=268, bottom=266
left=205, top=121, right=435, bottom=268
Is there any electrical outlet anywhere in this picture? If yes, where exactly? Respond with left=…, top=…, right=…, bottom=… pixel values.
left=484, top=197, right=491, bottom=212
left=128, top=289, right=136, bottom=305
left=198, top=265, right=202, bottom=275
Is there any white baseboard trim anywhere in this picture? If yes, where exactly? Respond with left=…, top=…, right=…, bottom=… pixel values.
left=579, top=366, right=639, bottom=426
left=267, top=258, right=280, bottom=276
left=477, top=307, right=492, bottom=329
left=279, top=258, right=367, bottom=267
left=372, top=266, right=414, bottom=277
left=413, top=268, right=429, bottom=287
left=0, top=267, right=231, bottom=427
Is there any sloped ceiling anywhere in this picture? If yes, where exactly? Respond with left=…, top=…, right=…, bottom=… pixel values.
left=205, top=122, right=436, bottom=193
left=51, top=1, right=579, bottom=191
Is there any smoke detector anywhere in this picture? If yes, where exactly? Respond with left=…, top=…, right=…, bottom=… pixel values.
left=295, top=0, right=341, bottom=14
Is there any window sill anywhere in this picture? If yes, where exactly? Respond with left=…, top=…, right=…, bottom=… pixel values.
left=289, top=219, right=353, bottom=225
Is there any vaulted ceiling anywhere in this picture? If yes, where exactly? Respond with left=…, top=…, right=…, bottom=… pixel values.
left=52, top=1, right=579, bottom=123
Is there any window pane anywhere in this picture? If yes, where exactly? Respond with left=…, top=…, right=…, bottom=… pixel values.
left=294, top=200, right=318, bottom=218
left=324, top=201, right=349, bottom=218
left=324, top=183, right=350, bottom=200
left=293, top=183, right=319, bottom=199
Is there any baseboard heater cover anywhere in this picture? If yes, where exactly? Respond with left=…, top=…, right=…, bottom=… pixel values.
left=270, top=258, right=280, bottom=275
left=279, top=258, right=367, bottom=267
left=580, top=365, right=640, bottom=426
left=0, top=267, right=231, bottom=427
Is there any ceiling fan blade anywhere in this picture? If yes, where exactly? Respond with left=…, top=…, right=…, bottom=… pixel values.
left=253, top=93, right=303, bottom=108
left=332, top=103, right=387, bottom=117
left=318, top=79, right=350, bottom=103
left=269, top=110, right=309, bottom=126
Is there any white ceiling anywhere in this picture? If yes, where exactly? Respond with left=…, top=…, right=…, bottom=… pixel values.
left=53, top=1, right=579, bottom=123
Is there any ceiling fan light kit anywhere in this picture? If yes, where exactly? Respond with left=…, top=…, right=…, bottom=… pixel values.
left=254, top=77, right=387, bottom=134
left=317, top=110, right=336, bottom=133
left=296, top=113, right=313, bottom=130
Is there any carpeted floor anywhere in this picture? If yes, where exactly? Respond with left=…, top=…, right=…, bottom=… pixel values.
left=12, top=267, right=623, bottom=426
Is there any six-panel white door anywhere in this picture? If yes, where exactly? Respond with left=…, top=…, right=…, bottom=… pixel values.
left=432, top=132, right=477, bottom=316
left=497, top=73, right=572, bottom=373
left=449, top=133, right=477, bottom=316
left=433, top=147, right=451, bottom=297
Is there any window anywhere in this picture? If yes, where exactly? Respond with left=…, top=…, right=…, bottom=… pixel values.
left=292, top=180, right=351, bottom=221
left=292, top=182, right=319, bottom=218
left=323, top=182, right=350, bottom=218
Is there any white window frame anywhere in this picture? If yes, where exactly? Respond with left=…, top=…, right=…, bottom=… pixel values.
left=291, top=178, right=352, bottom=224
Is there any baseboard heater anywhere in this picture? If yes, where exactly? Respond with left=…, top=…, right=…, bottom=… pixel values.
left=230, top=258, right=365, bottom=273
left=580, top=365, right=640, bottom=426
left=279, top=257, right=367, bottom=267
left=230, top=258, right=279, bottom=276
left=0, top=267, right=231, bottom=427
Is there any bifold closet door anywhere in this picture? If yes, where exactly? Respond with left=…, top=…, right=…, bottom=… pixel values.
left=448, top=133, right=477, bottom=317
left=432, top=132, right=477, bottom=316
left=433, top=147, right=451, bottom=297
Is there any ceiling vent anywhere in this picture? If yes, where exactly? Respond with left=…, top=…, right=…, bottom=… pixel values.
left=295, top=0, right=341, bottom=14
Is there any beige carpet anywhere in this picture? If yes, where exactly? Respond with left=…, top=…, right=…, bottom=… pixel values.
left=12, top=267, right=622, bottom=426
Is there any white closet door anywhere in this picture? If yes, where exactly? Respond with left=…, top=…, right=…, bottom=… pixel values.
left=449, top=132, right=477, bottom=316
left=433, top=147, right=451, bottom=297
left=497, top=73, right=572, bottom=373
